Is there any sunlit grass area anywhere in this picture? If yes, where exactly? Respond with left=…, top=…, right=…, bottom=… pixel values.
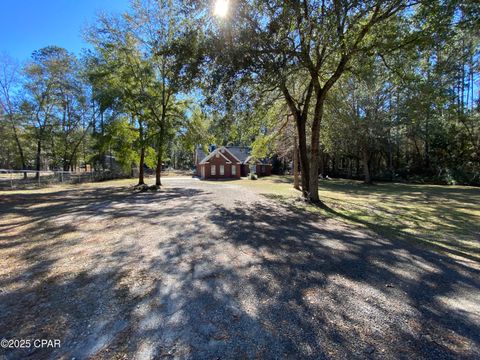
left=237, top=175, right=480, bottom=262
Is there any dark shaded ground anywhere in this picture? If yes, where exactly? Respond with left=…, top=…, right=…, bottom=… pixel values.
left=0, top=178, right=479, bottom=359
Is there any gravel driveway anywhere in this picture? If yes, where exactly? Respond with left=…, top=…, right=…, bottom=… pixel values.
left=0, top=178, right=479, bottom=359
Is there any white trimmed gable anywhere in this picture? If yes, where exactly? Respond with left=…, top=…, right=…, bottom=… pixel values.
left=199, top=146, right=239, bottom=164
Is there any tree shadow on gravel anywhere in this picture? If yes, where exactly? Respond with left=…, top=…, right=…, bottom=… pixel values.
left=206, top=202, right=480, bottom=359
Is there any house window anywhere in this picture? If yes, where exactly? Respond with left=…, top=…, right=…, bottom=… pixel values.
left=231, top=165, right=236, bottom=176
left=211, top=165, right=216, bottom=175
left=220, top=164, right=224, bottom=175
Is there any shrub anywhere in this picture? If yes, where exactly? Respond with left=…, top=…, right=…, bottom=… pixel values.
left=249, top=173, right=258, bottom=180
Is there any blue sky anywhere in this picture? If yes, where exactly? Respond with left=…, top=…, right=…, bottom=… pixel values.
left=0, top=0, right=130, bottom=61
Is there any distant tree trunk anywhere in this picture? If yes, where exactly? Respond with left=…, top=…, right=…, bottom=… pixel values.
left=63, top=143, right=70, bottom=171
left=155, top=145, right=162, bottom=187
left=362, top=149, right=372, bottom=184
left=388, top=137, right=394, bottom=180
left=10, top=120, right=27, bottom=178
left=319, top=147, right=325, bottom=177
left=325, top=153, right=330, bottom=175
left=293, top=135, right=300, bottom=190
left=425, top=114, right=430, bottom=170
left=100, top=111, right=106, bottom=170
left=35, top=139, right=41, bottom=180
left=138, top=146, right=145, bottom=185
left=137, top=117, right=145, bottom=185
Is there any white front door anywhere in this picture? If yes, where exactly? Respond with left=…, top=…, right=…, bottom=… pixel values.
left=201, top=166, right=205, bottom=178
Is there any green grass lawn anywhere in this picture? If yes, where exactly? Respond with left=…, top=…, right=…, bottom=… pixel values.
left=237, top=175, right=480, bottom=263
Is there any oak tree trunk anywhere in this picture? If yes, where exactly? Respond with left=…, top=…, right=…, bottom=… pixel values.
left=308, top=98, right=325, bottom=204
left=293, top=135, right=300, bottom=190
left=295, top=116, right=310, bottom=197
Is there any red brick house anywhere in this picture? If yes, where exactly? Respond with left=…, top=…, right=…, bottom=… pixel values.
left=243, top=156, right=273, bottom=177
left=195, top=146, right=272, bottom=180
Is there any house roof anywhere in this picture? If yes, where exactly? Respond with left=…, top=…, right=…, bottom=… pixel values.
left=199, top=146, right=236, bottom=164
left=196, top=145, right=207, bottom=164
left=244, top=155, right=271, bottom=165
left=225, top=147, right=251, bottom=163
left=196, top=145, right=272, bottom=165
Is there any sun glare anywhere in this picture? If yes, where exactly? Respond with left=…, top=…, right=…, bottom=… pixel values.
left=214, top=0, right=229, bottom=18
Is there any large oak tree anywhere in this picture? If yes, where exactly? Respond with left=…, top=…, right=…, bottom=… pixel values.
left=190, top=0, right=424, bottom=203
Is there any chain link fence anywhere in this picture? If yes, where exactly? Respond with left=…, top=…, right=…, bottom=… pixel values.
left=0, top=169, right=125, bottom=190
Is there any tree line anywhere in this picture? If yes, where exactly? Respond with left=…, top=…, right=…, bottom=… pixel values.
left=0, top=0, right=210, bottom=185
left=1, top=0, right=479, bottom=200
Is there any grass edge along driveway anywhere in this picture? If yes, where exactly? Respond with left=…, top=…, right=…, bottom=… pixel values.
left=233, top=176, right=480, bottom=264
